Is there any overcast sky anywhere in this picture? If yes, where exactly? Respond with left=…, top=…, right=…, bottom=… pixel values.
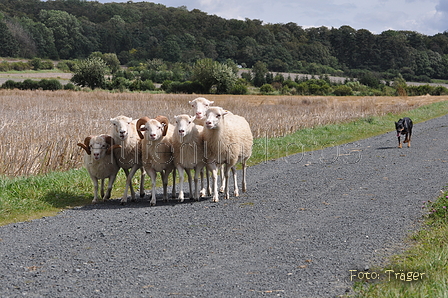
left=95, top=0, right=448, bottom=36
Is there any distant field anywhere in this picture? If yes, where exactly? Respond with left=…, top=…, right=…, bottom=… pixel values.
left=1, top=89, right=446, bottom=177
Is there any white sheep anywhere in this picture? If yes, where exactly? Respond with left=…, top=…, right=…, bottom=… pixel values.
left=77, top=134, right=121, bottom=204
left=110, top=115, right=145, bottom=204
left=203, top=106, right=253, bottom=202
left=189, top=97, right=232, bottom=193
left=172, top=114, right=206, bottom=202
left=136, top=115, right=176, bottom=206
left=189, top=97, right=214, bottom=125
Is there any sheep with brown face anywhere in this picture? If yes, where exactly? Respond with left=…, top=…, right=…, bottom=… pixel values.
left=136, top=116, right=176, bottom=206
left=77, top=134, right=121, bottom=204
left=110, top=115, right=145, bottom=204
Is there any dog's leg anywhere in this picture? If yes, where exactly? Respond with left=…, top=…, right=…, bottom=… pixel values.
left=398, top=136, right=402, bottom=148
left=407, top=132, right=411, bottom=147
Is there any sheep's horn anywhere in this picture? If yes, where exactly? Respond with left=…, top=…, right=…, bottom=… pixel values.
left=106, top=144, right=121, bottom=155
left=155, top=115, right=169, bottom=136
left=136, top=117, right=151, bottom=139
left=77, top=136, right=92, bottom=155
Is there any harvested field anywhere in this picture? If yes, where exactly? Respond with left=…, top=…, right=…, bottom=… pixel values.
left=0, top=89, right=445, bottom=177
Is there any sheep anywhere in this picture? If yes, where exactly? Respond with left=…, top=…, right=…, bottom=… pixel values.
left=189, top=97, right=232, bottom=193
left=110, top=115, right=145, bottom=204
left=136, top=115, right=176, bottom=206
left=189, top=97, right=214, bottom=125
left=203, top=106, right=253, bottom=202
left=172, top=114, right=206, bottom=202
left=77, top=134, right=121, bottom=204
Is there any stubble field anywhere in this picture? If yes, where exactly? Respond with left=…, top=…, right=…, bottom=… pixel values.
left=0, top=89, right=446, bottom=177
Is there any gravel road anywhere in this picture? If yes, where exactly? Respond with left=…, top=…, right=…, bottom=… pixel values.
left=1, top=114, right=448, bottom=298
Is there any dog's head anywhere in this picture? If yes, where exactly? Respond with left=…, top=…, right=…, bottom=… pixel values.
left=395, top=119, right=405, bottom=136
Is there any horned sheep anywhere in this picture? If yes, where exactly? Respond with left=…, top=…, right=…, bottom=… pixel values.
left=172, top=114, right=206, bottom=202
left=110, top=115, right=145, bottom=204
left=77, top=134, right=121, bottom=204
left=203, top=106, right=253, bottom=202
left=136, top=116, right=176, bottom=206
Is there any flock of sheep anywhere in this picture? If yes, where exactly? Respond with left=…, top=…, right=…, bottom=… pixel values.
left=77, top=97, right=254, bottom=206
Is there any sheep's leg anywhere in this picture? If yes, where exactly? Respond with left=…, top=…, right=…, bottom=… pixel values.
left=241, top=160, right=247, bottom=193
left=231, top=166, right=239, bottom=197
left=100, top=178, right=105, bottom=199
left=123, top=168, right=136, bottom=201
left=120, top=165, right=140, bottom=204
left=199, top=167, right=206, bottom=197
left=92, top=177, right=100, bottom=204
left=139, top=168, right=145, bottom=198
left=104, top=173, right=118, bottom=201
left=219, top=164, right=226, bottom=193
left=161, top=170, right=170, bottom=202
left=193, top=167, right=200, bottom=201
left=147, top=167, right=157, bottom=206
left=208, top=163, right=219, bottom=202
left=223, top=164, right=231, bottom=200
left=186, top=169, right=193, bottom=200
left=171, top=169, right=177, bottom=198
left=177, top=165, right=185, bottom=202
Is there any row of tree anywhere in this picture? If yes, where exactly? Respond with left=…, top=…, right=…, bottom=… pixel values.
left=1, top=0, right=448, bottom=82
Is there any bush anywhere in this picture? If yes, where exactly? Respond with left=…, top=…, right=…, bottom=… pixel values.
left=2, top=80, right=18, bottom=89
left=230, top=84, right=248, bottom=95
left=64, top=83, right=76, bottom=90
left=71, top=57, right=108, bottom=89
left=21, top=79, right=39, bottom=90
left=259, top=83, right=274, bottom=94
left=0, top=61, right=11, bottom=72
left=39, top=79, right=62, bottom=91
left=333, top=85, right=353, bottom=96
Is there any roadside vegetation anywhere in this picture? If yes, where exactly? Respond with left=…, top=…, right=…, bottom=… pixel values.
left=1, top=57, right=448, bottom=96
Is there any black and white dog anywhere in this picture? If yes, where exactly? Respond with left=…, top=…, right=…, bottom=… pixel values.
left=395, top=117, right=413, bottom=148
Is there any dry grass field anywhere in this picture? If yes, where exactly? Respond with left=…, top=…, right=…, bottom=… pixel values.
left=0, top=89, right=446, bottom=177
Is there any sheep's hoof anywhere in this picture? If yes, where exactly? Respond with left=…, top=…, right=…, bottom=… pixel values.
left=200, top=189, right=206, bottom=197
left=140, top=193, right=145, bottom=198
left=120, top=199, right=127, bottom=205
left=212, top=196, right=219, bottom=203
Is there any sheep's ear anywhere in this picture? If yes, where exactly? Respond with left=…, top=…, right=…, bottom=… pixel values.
left=155, top=115, right=169, bottom=136
left=222, top=110, right=229, bottom=116
left=189, top=115, right=196, bottom=122
left=103, top=135, right=114, bottom=145
left=209, top=100, right=214, bottom=105
left=136, top=117, right=150, bottom=139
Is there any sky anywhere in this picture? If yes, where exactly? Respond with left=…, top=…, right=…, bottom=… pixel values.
left=95, top=0, right=448, bottom=36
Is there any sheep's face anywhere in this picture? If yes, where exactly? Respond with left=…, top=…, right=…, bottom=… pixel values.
left=141, top=120, right=166, bottom=141
left=205, top=107, right=228, bottom=130
left=174, top=115, right=195, bottom=138
left=89, top=136, right=110, bottom=160
left=110, top=116, right=133, bottom=140
left=189, top=97, right=214, bottom=120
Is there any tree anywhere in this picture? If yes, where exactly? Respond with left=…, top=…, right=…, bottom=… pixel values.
left=251, top=61, right=268, bottom=87
left=0, top=19, right=18, bottom=57
left=191, top=58, right=237, bottom=93
left=71, top=57, right=108, bottom=89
